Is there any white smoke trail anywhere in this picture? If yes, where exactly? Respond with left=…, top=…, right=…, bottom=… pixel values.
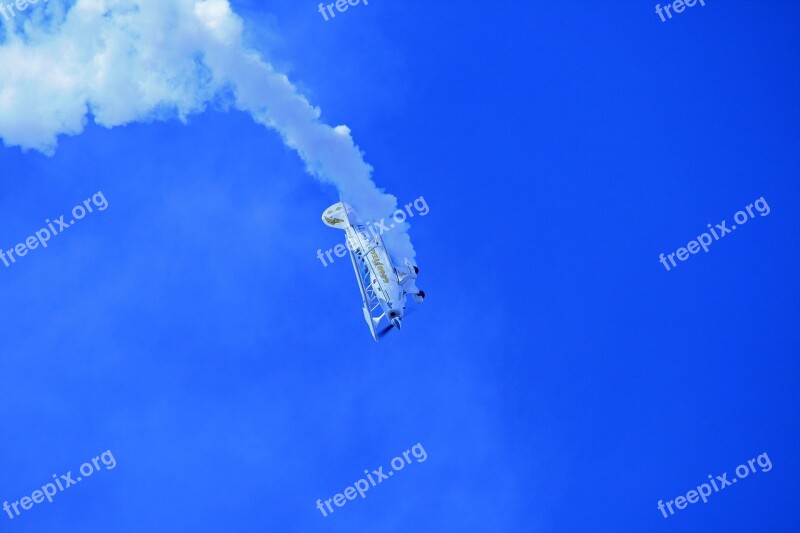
left=0, top=0, right=415, bottom=260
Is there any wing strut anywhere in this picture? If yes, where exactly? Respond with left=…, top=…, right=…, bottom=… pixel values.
left=347, top=247, right=384, bottom=341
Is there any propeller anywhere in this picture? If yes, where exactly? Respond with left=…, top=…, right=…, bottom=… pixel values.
left=376, top=304, right=422, bottom=339
left=376, top=323, right=395, bottom=339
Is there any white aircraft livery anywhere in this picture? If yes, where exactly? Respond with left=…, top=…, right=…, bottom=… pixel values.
left=322, top=202, right=425, bottom=340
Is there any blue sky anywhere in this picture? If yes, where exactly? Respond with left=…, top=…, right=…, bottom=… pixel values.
left=1, top=0, right=799, bottom=531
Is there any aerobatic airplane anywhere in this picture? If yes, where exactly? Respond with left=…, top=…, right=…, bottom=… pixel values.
left=322, top=201, right=425, bottom=340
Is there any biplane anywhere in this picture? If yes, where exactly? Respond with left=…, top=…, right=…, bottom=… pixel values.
left=322, top=202, right=424, bottom=340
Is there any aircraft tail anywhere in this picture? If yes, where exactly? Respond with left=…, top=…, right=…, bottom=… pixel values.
left=321, top=202, right=353, bottom=229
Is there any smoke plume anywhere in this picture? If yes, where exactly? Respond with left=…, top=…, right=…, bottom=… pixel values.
left=0, top=0, right=414, bottom=260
